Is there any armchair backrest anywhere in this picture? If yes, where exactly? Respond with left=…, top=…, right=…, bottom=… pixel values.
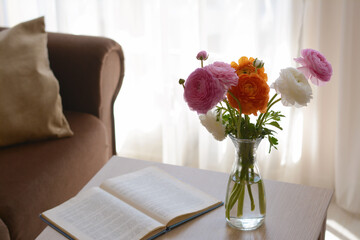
left=0, top=28, right=125, bottom=156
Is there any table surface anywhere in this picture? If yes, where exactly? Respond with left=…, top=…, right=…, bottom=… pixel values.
left=36, top=156, right=333, bottom=240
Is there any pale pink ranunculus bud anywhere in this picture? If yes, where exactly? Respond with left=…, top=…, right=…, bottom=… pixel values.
left=271, top=67, right=313, bottom=107
left=294, top=49, right=332, bottom=86
left=196, top=50, right=209, bottom=61
left=204, top=61, right=238, bottom=90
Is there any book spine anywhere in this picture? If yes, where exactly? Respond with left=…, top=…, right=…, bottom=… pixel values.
left=39, top=214, right=75, bottom=240
left=169, top=202, right=224, bottom=230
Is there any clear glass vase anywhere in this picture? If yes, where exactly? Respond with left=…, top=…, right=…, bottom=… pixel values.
left=225, top=135, right=266, bottom=231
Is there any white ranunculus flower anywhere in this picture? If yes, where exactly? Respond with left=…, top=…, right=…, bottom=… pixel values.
left=199, top=110, right=226, bottom=141
left=271, top=67, right=313, bottom=107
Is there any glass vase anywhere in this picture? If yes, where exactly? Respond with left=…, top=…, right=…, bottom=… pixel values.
left=225, top=135, right=266, bottom=231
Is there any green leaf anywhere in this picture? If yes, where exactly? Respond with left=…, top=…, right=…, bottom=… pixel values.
left=264, top=110, right=285, bottom=122
left=261, top=127, right=274, bottom=136
left=269, top=136, right=278, bottom=145
left=268, top=136, right=279, bottom=153
left=268, top=121, right=283, bottom=130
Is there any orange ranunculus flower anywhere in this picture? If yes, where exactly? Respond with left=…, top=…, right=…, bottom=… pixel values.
left=227, top=73, right=270, bottom=116
left=231, top=57, right=268, bottom=81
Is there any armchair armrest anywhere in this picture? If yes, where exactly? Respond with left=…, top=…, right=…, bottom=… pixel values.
left=47, top=32, right=125, bottom=156
left=0, top=218, right=10, bottom=240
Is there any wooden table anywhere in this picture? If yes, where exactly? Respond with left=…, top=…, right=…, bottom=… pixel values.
left=36, top=156, right=333, bottom=240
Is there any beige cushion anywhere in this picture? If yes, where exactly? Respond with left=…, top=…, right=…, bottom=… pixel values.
left=0, top=17, right=73, bottom=147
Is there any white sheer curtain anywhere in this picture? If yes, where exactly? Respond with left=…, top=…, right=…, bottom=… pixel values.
left=304, top=0, right=360, bottom=215
left=1, top=0, right=359, bottom=214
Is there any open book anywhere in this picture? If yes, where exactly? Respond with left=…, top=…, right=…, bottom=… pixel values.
left=40, top=167, right=223, bottom=240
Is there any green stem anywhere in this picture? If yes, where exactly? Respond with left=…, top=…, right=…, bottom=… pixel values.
left=268, top=93, right=278, bottom=108
left=258, top=180, right=266, bottom=215
left=201, top=60, right=203, bottom=68
left=247, top=182, right=255, bottom=211
left=244, top=164, right=255, bottom=211
left=268, top=98, right=281, bottom=113
left=226, top=182, right=242, bottom=219
left=224, top=100, right=237, bottom=133
left=236, top=181, right=245, bottom=217
left=256, top=93, right=278, bottom=128
left=228, top=183, right=241, bottom=208
left=237, top=112, right=242, bottom=139
left=227, top=91, right=243, bottom=138
left=217, top=107, right=229, bottom=112
left=256, top=98, right=282, bottom=133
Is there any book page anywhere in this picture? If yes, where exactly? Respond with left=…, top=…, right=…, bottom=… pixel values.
left=42, top=187, right=164, bottom=240
left=100, top=167, right=221, bottom=226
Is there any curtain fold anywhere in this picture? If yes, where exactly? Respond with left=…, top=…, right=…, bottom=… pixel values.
left=1, top=0, right=359, bottom=214
left=333, top=0, right=360, bottom=214
left=296, top=0, right=360, bottom=214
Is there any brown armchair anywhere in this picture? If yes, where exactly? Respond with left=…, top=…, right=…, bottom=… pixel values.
left=0, top=29, right=124, bottom=240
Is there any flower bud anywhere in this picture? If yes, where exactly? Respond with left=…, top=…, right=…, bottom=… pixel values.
left=179, top=78, right=185, bottom=85
left=196, top=51, right=209, bottom=61
left=253, top=58, right=264, bottom=69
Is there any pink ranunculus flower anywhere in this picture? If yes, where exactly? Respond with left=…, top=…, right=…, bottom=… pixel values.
left=196, top=50, right=209, bottom=60
left=204, top=61, right=238, bottom=90
left=294, top=49, right=332, bottom=86
left=184, top=68, right=224, bottom=114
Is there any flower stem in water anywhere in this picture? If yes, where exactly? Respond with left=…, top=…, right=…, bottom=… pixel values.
left=237, top=181, right=245, bottom=217
left=226, top=182, right=241, bottom=219
left=258, top=179, right=266, bottom=214
left=247, top=182, right=255, bottom=211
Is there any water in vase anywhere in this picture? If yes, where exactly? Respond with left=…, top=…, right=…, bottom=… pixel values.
left=225, top=172, right=266, bottom=231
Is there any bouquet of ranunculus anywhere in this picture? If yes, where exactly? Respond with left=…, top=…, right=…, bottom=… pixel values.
left=179, top=49, right=332, bottom=228
left=180, top=49, right=332, bottom=149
